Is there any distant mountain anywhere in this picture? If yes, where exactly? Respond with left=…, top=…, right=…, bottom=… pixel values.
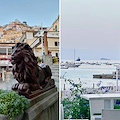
left=100, top=58, right=110, bottom=60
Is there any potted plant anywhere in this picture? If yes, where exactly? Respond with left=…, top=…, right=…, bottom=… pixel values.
left=0, top=89, right=29, bottom=120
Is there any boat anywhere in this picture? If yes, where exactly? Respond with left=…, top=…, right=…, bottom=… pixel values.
left=70, top=49, right=80, bottom=67
left=60, top=49, right=81, bottom=68
left=76, top=57, right=80, bottom=61
left=60, top=63, right=69, bottom=69
left=95, top=62, right=101, bottom=65
left=106, top=62, right=112, bottom=65
left=61, top=65, right=69, bottom=69
left=68, top=63, right=80, bottom=67
left=113, top=77, right=120, bottom=80
left=90, top=63, right=96, bottom=65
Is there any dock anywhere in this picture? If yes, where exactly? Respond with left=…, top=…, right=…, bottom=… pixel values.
left=93, top=74, right=114, bottom=79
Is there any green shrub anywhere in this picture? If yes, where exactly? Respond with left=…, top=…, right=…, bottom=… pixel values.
left=37, top=57, right=43, bottom=63
left=0, top=89, right=29, bottom=120
left=114, top=104, right=120, bottom=109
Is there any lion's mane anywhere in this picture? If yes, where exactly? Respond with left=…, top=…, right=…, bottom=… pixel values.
left=11, top=42, right=41, bottom=84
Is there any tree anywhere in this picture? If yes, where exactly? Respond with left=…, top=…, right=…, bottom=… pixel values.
left=23, top=21, right=27, bottom=25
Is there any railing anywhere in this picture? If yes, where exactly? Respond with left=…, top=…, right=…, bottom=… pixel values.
left=30, top=37, right=40, bottom=48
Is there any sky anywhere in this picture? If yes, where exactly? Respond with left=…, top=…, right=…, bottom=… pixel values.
left=61, top=0, right=120, bottom=60
left=0, top=0, right=59, bottom=27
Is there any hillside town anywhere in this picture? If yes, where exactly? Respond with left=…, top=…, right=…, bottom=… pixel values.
left=0, top=16, right=59, bottom=88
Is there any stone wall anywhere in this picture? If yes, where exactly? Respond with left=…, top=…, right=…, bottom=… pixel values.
left=24, top=87, right=59, bottom=120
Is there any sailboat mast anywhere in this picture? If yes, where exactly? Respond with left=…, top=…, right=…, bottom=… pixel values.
left=74, top=49, right=75, bottom=64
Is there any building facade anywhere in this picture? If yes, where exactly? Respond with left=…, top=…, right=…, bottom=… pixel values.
left=30, top=16, right=59, bottom=58
left=47, top=15, right=59, bottom=57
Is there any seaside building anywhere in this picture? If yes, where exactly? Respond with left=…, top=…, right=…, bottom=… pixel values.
left=19, top=27, right=49, bottom=46
left=19, top=30, right=37, bottom=45
left=0, top=43, right=15, bottom=81
left=47, top=15, right=59, bottom=57
left=30, top=15, right=59, bottom=58
left=0, top=43, right=15, bottom=59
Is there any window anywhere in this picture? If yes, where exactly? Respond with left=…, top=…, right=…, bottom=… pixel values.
left=8, top=48, right=12, bottom=55
left=56, top=53, right=58, bottom=57
left=55, top=42, right=59, bottom=46
left=0, top=48, right=6, bottom=55
left=55, top=25, right=57, bottom=31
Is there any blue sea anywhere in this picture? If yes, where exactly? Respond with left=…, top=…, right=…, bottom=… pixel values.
left=60, top=60, right=120, bottom=90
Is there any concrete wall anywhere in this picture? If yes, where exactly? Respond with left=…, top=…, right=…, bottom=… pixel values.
left=26, top=38, right=36, bottom=46
left=47, top=37, right=59, bottom=57
left=47, top=37, right=59, bottom=47
left=26, top=32, right=33, bottom=39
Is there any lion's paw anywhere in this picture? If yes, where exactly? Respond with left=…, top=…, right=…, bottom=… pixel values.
left=12, top=83, right=19, bottom=90
left=18, top=83, right=29, bottom=91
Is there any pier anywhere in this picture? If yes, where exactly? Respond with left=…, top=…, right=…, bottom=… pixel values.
left=93, top=74, right=114, bottom=79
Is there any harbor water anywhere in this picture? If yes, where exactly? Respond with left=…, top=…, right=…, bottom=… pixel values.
left=60, top=60, right=120, bottom=90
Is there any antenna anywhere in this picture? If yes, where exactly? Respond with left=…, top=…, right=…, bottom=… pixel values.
left=41, top=23, right=43, bottom=31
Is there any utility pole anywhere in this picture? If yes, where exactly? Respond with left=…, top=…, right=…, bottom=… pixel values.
left=40, top=23, right=44, bottom=56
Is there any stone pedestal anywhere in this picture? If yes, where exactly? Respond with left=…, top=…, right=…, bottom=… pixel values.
left=0, top=88, right=58, bottom=120
left=42, top=55, right=52, bottom=65
left=24, top=87, right=59, bottom=120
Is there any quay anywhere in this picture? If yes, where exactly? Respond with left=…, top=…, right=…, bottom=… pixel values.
left=93, top=74, right=114, bottom=79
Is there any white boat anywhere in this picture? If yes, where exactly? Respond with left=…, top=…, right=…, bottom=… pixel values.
left=61, top=65, right=69, bottom=69
left=68, top=63, right=80, bottom=67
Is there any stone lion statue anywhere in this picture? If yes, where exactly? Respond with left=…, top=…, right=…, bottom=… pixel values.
left=11, top=42, right=54, bottom=97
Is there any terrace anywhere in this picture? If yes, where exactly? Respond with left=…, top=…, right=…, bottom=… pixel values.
left=81, top=93, right=120, bottom=120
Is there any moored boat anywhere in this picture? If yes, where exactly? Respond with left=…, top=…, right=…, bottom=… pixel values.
left=76, top=57, right=80, bottom=61
left=61, top=65, right=69, bottom=69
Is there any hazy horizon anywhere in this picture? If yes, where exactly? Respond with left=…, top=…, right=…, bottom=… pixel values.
left=61, top=48, right=120, bottom=60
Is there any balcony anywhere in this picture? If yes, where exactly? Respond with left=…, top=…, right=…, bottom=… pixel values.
left=47, top=31, right=59, bottom=38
